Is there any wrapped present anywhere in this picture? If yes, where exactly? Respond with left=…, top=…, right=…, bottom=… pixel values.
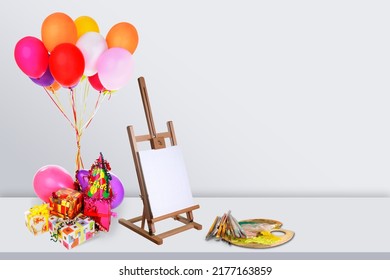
left=84, top=196, right=112, bottom=231
left=25, top=204, right=50, bottom=235
left=49, top=188, right=83, bottom=219
left=49, top=214, right=95, bottom=250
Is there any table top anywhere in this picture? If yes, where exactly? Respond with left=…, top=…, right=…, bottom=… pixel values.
left=1, top=197, right=389, bottom=259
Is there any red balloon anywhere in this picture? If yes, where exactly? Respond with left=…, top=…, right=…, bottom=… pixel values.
left=49, top=43, right=85, bottom=87
left=88, top=73, right=105, bottom=91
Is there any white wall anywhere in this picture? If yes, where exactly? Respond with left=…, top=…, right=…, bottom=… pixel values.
left=1, top=0, right=390, bottom=197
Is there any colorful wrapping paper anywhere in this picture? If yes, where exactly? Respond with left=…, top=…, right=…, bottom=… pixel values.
left=25, top=204, right=50, bottom=235
left=83, top=196, right=112, bottom=232
left=49, top=188, right=83, bottom=219
left=49, top=214, right=95, bottom=250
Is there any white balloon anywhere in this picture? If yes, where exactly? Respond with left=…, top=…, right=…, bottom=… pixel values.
left=76, top=32, right=107, bottom=76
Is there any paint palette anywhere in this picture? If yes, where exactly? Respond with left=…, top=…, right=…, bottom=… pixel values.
left=223, top=218, right=294, bottom=249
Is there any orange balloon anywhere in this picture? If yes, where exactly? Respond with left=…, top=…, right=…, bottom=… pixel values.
left=41, top=12, right=77, bottom=52
left=45, top=81, right=61, bottom=93
left=106, top=22, right=139, bottom=54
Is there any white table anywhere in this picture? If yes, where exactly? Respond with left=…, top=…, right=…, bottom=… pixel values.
left=1, top=197, right=389, bottom=259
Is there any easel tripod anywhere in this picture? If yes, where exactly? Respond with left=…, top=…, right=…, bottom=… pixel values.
left=118, top=77, right=202, bottom=245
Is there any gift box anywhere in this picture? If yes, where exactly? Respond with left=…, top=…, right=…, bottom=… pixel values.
left=83, top=196, right=112, bottom=231
left=49, top=214, right=95, bottom=250
left=49, top=188, right=83, bottom=219
left=25, top=204, right=50, bottom=235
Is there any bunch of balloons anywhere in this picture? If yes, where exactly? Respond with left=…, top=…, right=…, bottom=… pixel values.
left=14, top=12, right=138, bottom=91
left=14, top=13, right=139, bottom=170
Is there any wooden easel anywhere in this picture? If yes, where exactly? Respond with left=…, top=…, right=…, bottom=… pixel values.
left=119, top=77, right=202, bottom=245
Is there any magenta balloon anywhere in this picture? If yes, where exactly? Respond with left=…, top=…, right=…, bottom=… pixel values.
left=110, top=173, right=125, bottom=209
left=33, top=165, right=76, bottom=203
left=14, top=36, right=49, bottom=78
left=88, top=73, right=105, bottom=91
left=97, top=47, right=133, bottom=91
left=75, top=169, right=90, bottom=192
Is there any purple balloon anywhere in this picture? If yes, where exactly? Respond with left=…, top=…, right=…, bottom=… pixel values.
left=110, top=173, right=124, bottom=209
left=30, top=67, right=54, bottom=87
left=75, top=169, right=90, bottom=192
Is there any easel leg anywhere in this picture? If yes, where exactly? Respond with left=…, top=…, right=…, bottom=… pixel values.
left=186, top=211, right=194, bottom=222
left=141, top=208, right=146, bottom=230
left=119, top=218, right=163, bottom=245
left=175, top=212, right=202, bottom=230
left=148, top=221, right=156, bottom=235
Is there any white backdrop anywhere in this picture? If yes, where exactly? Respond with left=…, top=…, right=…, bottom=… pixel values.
left=1, top=0, right=390, bottom=197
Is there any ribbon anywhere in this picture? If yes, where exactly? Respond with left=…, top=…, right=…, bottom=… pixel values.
left=43, top=87, right=75, bottom=130
left=28, top=204, right=50, bottom=217
left=83, top=197, right=114, bottom=232
left=43, top=77, right=110, bottom=173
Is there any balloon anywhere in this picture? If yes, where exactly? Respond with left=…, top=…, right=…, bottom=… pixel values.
left=14, top=36, right=49, bottom=78
left=30, top=67, right=54, bottom=87
left=45, top=80, right=61, bottom=92
left=49, top=43, right=85, bottom=88
left=106, top=22, right=139, bottom=54
left=88, top=73, right=105, bottom=91
left=75, top=169, right=90, bottom=192
left=76, top=32, right=107, bottom=76
left=41, top=12, right=77, bottom=52
left=97, top=47, right=133, bottom=91
left=110, top=173, right=125, bottom=209
left=74, top=16, right=99, bottom=38
left=33, top=165, right=76, bottom=203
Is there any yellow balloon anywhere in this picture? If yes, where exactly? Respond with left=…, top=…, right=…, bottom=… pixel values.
left=74, top=16, right=99, bottom=38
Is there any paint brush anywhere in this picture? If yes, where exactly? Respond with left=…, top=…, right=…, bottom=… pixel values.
left=205, top=216, right=220, bottom=240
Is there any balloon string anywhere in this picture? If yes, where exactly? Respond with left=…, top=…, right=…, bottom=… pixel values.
left=70, top=88, right=83, bottom=170
left=43, top=87, right=75, bottom=130
left=81, top=92, right=107, bottom=131
left=73, top=86, right=82, bottom=131
left=79, top=79, right=93, bottom=136
left=53, top=91, right=66, bottom=112
left=95, top=90, right=102, bottom=108
left=80, top=77, right=90, bottom=130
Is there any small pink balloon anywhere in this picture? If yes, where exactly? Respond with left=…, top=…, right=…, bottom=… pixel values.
left=33, top=165, right=76, bottom=203
left=97, top=47, right=133, bottom=91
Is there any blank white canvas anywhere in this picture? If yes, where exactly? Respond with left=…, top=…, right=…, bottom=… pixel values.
left=138, top=146, right=196, bottom=218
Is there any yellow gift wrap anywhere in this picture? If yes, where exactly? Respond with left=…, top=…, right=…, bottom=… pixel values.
left=24, top=204, right=50, bottom=235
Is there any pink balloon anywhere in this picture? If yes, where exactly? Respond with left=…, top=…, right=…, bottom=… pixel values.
left=97, top=47, right=133, bottom=91
left=14, top=36, right=49, bottom=78
left=110, top=173, right=125, bottom=209
left=33, top=165, right=76, bottom=203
